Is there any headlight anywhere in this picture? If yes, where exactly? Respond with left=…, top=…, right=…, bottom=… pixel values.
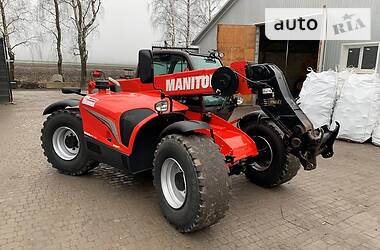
left=155, top=101, right=168, bottom=112
left=236, top=96, right=244, bottom=105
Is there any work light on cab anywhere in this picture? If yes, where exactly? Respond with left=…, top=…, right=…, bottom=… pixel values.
left=155, top=100, right=169, bottom=113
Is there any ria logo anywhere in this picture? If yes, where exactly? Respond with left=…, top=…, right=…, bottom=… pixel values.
left=326, top=8, right=371, bottom=40
left=166, top=75, right=213, bottom=92
left=332, top=13, right=366, bottom=35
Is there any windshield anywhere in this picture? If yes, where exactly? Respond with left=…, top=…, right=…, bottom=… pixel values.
left=190, top=55, right=222, bottom=70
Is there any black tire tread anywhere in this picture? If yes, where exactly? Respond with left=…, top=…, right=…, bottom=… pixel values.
left=153, top=134, right=231, bottom=233
left=245, top=123, right=300, bottom=188
left=41, top=109, right=98, bottom=176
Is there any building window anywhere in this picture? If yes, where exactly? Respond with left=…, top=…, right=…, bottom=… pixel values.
left=341, top=42, right=380, bottom=72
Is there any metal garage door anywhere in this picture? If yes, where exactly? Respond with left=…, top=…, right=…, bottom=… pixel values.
left=0, top=36, right=12, bottom=103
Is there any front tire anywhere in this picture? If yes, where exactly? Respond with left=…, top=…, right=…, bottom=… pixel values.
left=153, top=134, right=231, bottom=233
left=41, top=110, right=98, bottom=176
left=243, top=124, right=300, bottom=188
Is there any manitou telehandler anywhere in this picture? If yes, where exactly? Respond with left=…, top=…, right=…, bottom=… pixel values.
left=41, top=49, right=339, bottom=233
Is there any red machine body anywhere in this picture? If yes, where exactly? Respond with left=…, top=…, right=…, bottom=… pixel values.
left=74, top=47, right=339, bottom=175
left=82, top=62, right=258, bottom=166
left=41, top=49, right=340, bottom=233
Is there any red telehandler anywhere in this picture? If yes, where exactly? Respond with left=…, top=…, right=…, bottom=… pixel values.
left=41, top=49, right=339, bottom=232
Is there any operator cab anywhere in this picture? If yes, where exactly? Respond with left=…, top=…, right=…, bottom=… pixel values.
left=137, top=49, right=235, bottom=120
left=152, top=50, right=223, bottom=75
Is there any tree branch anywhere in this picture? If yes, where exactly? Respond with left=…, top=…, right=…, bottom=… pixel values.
left=84, top=0, right=101, bottom=31
left=11, top=37, right=35, bottom=50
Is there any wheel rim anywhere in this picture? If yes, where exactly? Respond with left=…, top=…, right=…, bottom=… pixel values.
left=251, top=136, right=273, bottom=172
left=52, top=126, right=80, bottom=161
left=161, top=158, right=187, bottom=209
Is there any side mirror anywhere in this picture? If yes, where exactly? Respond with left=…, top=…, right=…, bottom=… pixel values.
left=138, top=50, right=154, bottom=83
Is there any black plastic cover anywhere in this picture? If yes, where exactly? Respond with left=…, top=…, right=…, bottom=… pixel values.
left=120, top=108, right=155, bottom=147
left=43, top=99, right=80, bottom=115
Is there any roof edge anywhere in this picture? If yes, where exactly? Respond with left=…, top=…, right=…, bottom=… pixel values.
left=192, top=0, right=239, bottom=45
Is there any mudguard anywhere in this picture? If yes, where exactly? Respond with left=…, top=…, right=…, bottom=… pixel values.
left=43, top=99, right=80, bottom=115
left=160, top=120, right=211, bottom=138
left=238, top=110, right=270, bottom=130
left=120, top=108, right=156, bottom=147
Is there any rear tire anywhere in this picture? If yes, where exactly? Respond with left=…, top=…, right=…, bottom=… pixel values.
left=41, top=110, right=98, bottom=176
left=243, top=124, right=300, bottom=188
left=153, top=134, right=231, bottom=233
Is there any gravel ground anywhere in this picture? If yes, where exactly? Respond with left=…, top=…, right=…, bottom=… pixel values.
left=0, top=90, right=379, bottom=250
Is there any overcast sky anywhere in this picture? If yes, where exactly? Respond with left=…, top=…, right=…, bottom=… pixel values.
left=15, top=0, right=161, bottom=65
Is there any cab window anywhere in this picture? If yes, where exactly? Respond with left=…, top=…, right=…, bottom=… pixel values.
left=153, top=54, right=189, bottom=76
left=190, top=55, right=222, bottom=69
left=153, top=62, right=168, bottom=76
left=173, top=58, right=188, bottom=73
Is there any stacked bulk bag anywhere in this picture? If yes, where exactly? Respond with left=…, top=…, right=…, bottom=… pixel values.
left=332, top=73, right=380, bottom=143
left=298, top=70, right=337, bottom=128
left=336, top=70, right=353, bottom=99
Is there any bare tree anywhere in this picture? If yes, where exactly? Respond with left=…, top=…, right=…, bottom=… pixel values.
left=198, top=0, right=223, bottom=25
left=149, top=0, right=179, bottom=47
left=65, top=0, right=101, bottom=87
left=177, top=0, right=200, bottom=47
left=0, top=0, right=33, bottom=80
left=149, top=0, right=224, bottom=48
left=150, top=0, right=199, bottom=47
left=38, top=0, right=69, bottom=76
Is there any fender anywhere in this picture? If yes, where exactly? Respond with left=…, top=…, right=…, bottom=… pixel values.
left=122, top=118, right=211, bottom=174
left=185, top=111, right=258, bottom=162
left=120, top=108, right=156, bottom=147
left=238, top=110, right=270, bottom=131
left=43, top=99, right=80, bottom=115
left=159, top=120, right=211, bottom=138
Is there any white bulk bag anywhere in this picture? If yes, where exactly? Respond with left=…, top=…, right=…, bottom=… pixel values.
left=373, top=123, right=380, bottom=146
left=299, top=70, right=337, bottom=128
left=336, top=70, right=352, bottom=99
left=332, top=73, right=380, bottom=143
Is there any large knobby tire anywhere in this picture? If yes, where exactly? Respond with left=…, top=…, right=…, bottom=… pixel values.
left=41, top=109, right=98, bottom=176
left=243, top=124, right=300, bottom=188
left=153, top=134, right=231, bottom=233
